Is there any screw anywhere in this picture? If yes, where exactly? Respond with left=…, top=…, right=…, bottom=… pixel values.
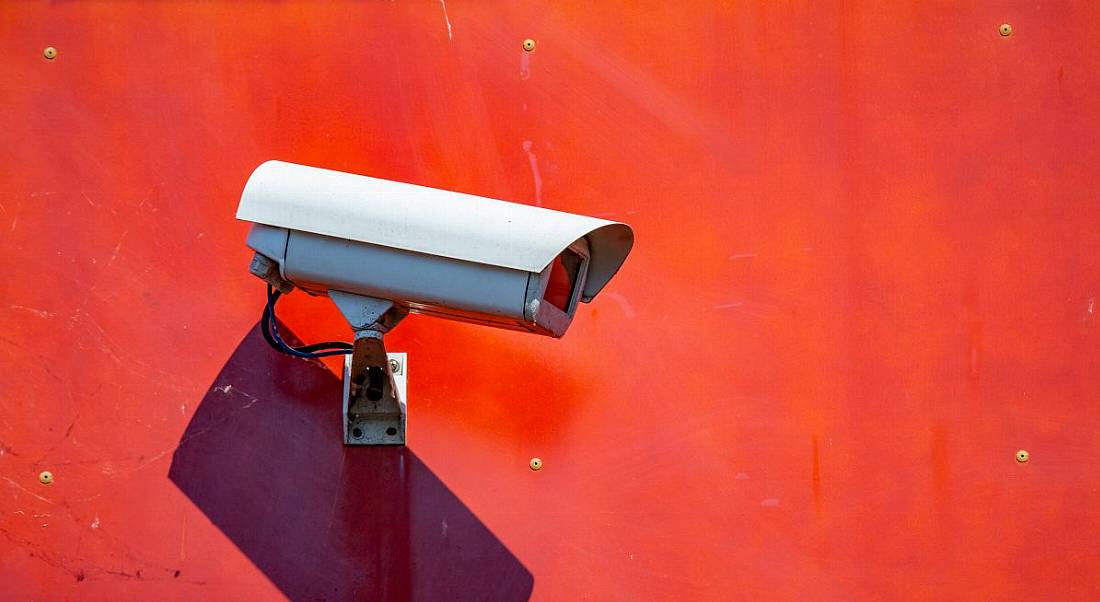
left=1015, top=449, right=1030, bottom=463
left=38, top=471, right=53, bottom=485
left=529, top=457, right=543, bottom=471
left=522, top=39, right=536, bottom=52
left=999, top=23, right=1013, bottom=37
left=43, top=47, right=58, bottom=60
left=389, top=359, right=401, bottom=374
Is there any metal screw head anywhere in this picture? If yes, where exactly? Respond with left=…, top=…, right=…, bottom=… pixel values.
left=38, top=471, right=53, bottom=484
left=388, top=358, right=401, bottom=374
left=529, top=457, right=543, bottom=471
left=999, top=23, right=1013, bottom=37
left=522, top=39, right=536, bottom=52
left=1016, top=449, right=1030, bottom=463
left=43, top=47, right=58, bottom=60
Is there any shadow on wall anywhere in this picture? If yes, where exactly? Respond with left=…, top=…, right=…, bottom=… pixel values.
left=168, top=323, right=533, bottom=602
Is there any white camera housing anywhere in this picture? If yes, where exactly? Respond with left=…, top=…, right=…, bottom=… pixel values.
left=238, top=161, right=633, bottom=338
left=236, top=161, right=634, bottom=446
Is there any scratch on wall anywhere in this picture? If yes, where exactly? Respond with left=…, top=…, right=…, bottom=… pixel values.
left=2, top=477, right=53, bottom=505
left=439, top=0, right=453, bottom=40
left=522, top=141, right=543, bottom=206
left=520, top=51, right=531, bottom=80
left=107, top=229, right=130, bottom=266
left=215, top=384, right=260, bottom=409
left=7, top=306, right=56, bottom=318
left=602, top=292, right=636, bottom=319
left=132, top=449, right=169, bottom=472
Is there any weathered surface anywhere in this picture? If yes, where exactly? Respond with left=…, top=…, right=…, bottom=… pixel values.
left=1, top=2, right=1099, bottom=600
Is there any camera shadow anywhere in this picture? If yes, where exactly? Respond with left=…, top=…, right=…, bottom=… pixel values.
left=168, top=323, right=533, bottom=601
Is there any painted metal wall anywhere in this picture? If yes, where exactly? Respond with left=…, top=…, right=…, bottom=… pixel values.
left=2, top=2, right=1099, bottom=600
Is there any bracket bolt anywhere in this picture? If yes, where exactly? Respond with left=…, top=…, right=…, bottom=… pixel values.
left=1015, top=449, right=1030, bottom=463
left=529, top=457, right=543, bottom=471
left=389, top=358, right=401, bottom=374
left=38, top=471, right=53, bottom=484
left=43, top=47, right=58, bottom=60
left=522, top=39, right=536, bottom=52
left=999, top=23, right=1013, bottom=37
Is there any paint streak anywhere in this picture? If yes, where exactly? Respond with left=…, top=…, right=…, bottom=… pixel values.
left=520, top=51, right=531, bottom=80
left=521, top=141, right=543, bottom=206
left=760, top=498, right=780, bottom=508
left=601, top=292, right=636, bottom=319
left=438, top=0, right=453, bottom=40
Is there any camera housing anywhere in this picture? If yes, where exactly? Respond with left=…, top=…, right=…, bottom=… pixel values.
left=238, top=161, right=633, bottom=337
left=237, top=160, right=634, bottom=445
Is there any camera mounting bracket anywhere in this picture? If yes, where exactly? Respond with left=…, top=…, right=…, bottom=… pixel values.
left=331, top=291, right=409, bottom=445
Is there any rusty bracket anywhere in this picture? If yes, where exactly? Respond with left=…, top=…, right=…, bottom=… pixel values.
left=331, top=291, right=409, bottom=445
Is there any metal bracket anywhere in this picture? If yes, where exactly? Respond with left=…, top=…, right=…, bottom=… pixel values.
left=343, top=351, right=406, bottom=445
left=330, top=290, right=409, bottom=446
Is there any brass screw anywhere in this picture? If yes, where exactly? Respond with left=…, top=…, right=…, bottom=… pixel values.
left=999, top=23, right=1013, bottom=37
left=38, top=471, right=54, bottom=485
left=43, top=47, right=58, bottom=60
left=1015, top=449, right=1030, bottom=463
left=529, top=457, right=542, bottom=471
left=522, top=39, right=536, bottom=52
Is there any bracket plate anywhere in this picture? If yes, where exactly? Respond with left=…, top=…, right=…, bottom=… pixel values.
left=342, top=352, right=407, bottom=445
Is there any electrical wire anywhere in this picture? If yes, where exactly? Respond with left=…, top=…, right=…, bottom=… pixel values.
left=262, top=285, right=353, bottom=358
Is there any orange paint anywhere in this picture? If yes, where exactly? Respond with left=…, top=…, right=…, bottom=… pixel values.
left=2, top=2, right=1099, bottom=600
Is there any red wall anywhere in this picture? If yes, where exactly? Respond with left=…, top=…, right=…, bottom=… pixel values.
left=2, top=2, right=1099, bottom=600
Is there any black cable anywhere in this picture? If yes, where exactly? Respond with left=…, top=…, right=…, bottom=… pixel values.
left=261, top=285, right=353, bottom=358
left=261, top=292, right=352, bottom=353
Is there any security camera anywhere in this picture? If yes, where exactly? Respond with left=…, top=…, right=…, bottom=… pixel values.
left=236, top=161, right=634, bottom=446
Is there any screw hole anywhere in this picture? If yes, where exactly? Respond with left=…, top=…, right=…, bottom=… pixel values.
left=386, top=427, right=397, bottom=436
left=352, top=427, right=363, bottom=438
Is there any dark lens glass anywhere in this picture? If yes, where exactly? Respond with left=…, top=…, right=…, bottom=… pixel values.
left=545, top=249, right=580, bottom=312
